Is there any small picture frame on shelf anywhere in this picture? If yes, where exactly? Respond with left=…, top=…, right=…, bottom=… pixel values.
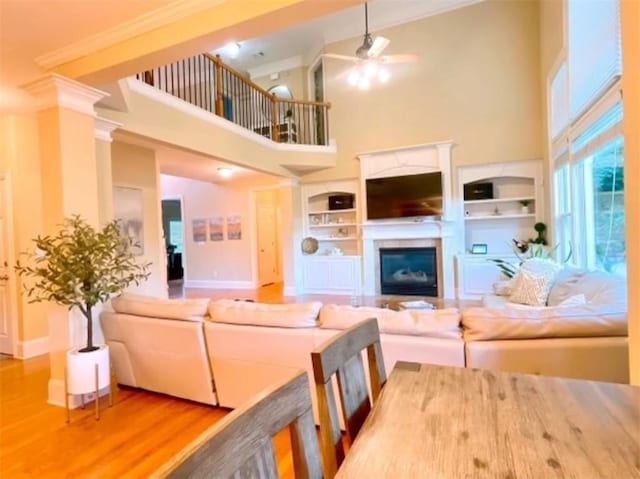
left=470, top=243, right=488, bottom=255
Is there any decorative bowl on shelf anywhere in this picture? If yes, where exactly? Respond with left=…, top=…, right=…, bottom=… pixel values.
left=301, top=237, right=319, bottom=254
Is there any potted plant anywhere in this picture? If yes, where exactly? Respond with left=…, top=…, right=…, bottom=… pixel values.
left=15, top=215, right=150, bottom=353
left=519, top=199, right=530, bottom=214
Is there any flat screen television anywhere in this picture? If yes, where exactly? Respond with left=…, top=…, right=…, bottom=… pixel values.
left=366, top=172, right=443, bottom=220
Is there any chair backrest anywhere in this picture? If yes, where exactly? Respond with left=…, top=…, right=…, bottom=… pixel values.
left=151, top=370, right=322, bottom=479
left=311, top=317, right=387, bottom=478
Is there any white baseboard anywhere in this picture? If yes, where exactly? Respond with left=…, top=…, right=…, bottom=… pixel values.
left=48, top=378, right=111, bottom=409
left=16, top=336, right=49, bottom=359
left=184, top=280, right=255, bottom=289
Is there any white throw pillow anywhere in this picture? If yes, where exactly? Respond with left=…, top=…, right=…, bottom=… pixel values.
left=492, top=279, right=514, bottom=296
left=508, top=258, right=561, bottom=306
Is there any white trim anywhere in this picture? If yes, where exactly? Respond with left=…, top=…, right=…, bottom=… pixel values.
left=35, top=0, right=226, bottom=69
left=184, top=280, right=255, bottom=289
left=22, top=74, right=108, bottom=116
left=356, top=140, right=455, bottom=158
left=94, top=117, right=122, bottom=142
left=16, top=336, right=50, bottom=359
left=0, top=172, right=19, bottom=357
left=248, top=56, right=304, bottom=80
left=126, top=78, right=337, bottom=154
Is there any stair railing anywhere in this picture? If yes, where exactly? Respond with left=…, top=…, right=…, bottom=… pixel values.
left=135, top=54, right=331, bottom=146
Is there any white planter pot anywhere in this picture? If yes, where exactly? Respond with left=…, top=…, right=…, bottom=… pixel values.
left=66, top=345, right=110, bottom=395
left=521, top=206, right=530, bottom=214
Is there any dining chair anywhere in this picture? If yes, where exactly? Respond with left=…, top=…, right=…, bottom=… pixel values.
left=311, top=317, right=387, bottom=478
left=151, top=370, right=322, bottom=479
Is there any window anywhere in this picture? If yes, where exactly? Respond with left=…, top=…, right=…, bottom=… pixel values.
left=169, top=220, right=183, bottom=254
left=548, top=0, right=625, bottom=275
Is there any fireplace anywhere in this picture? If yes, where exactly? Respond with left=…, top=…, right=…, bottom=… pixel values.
left=379, top=247, right=437, bottom=296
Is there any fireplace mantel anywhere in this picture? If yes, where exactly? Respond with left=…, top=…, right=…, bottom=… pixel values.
left=361, top=219, right=456, bottom=240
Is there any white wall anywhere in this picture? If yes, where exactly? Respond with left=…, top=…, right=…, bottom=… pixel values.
left=161, top=174, right=255, bottom=287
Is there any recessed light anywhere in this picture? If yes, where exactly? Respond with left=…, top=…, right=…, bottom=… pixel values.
left=217, top=167, right=233, bottom=178
left=224, top=42, right=241, bottom=58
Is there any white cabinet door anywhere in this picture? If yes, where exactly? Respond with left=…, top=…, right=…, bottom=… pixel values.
left=302, top=257, right=361, bottom=294
left=458, top=256, right=503, bottom=299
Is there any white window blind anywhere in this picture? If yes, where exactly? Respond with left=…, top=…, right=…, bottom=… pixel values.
left=568, top=0, right=621, bottom=122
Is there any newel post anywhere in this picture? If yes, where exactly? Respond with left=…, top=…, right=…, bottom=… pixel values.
left=214, top=55, right=223, bottom=117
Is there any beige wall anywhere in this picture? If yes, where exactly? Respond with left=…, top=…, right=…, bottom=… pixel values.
left=160, top=174, right=254, bottom=284
left=252, top=66, right=309, bottom=100
left=621, top=0, right=639, bottom=385
left=112, top=141, right=166, bottom=297
left=303, top=0, right=542, bottom=183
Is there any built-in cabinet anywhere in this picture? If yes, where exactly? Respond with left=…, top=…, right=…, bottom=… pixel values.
left=301, top=180, right=361, bottom=294
left=456, top=159, right=544, bottom=299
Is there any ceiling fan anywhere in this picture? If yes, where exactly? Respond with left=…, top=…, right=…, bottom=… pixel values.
left=323, top=2, right=416, bottom=66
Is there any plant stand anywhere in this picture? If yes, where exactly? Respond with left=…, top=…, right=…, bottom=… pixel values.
left=65, top=345, right=112, bottom=423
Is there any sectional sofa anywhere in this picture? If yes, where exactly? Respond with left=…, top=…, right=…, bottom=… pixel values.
left=100, top=268, right=629, bottom=413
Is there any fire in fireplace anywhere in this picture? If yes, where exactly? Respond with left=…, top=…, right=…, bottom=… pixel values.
left=379, top=247, right=437, bottom=296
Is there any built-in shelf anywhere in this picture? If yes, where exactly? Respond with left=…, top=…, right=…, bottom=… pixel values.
left=463, top=196, right=535, bottom=205
left=464, top=213, right=536, bottom=221
left=308, top=208, right=357, bottom=214
left=309, top=223, right=358, bottom=228
left=313, top=236, right=357, bottom=241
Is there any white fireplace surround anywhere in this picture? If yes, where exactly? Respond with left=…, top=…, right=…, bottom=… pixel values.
left=357, top=141, right=456, bottom=298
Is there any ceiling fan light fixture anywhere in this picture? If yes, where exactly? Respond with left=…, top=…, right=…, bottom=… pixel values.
left=348, top=69, right=360, bottom=86
left=363, top=61, right=378, bottom=77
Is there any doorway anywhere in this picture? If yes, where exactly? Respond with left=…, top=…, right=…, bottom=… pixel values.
left=161, top=198, right=184, bottom=284
left=0, top=175, right=15, bottom=355
left=312, top=61, right=326, bottom=145
left=254, top=190, right=282, bottom=287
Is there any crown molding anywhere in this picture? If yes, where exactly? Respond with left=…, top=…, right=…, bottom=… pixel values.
left=35, top=0, right=226, bottom=70
left=21, top=74, right=108, bottom=115
left=95, top=117, right=123, bottom=142
left=248, top=56, right=304, bottom=80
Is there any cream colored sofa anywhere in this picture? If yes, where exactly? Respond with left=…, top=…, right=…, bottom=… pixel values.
left=100, top=272, right=629, bottom=410
left=100, top=296, right=464, bottom=410
left=462, top=269, right=629, bottom=383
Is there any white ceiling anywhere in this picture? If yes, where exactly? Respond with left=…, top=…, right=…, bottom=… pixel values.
left=213, top=0, right=480, bottom=76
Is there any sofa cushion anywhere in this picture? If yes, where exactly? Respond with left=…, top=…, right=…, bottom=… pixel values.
left=462, top=303, right=627, bottom=341
left=208, top=299, right=322, bottom=328
left=318, top=304, right=461, bottom=339
left=509, top=258, right=562, bottom=306
left=546, top=267, right=586, bottom=306
left=111, top=293, right=209, bottom=322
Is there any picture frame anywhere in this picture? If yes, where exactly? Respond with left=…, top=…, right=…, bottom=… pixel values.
left=470, top=243, right=488, bottom=255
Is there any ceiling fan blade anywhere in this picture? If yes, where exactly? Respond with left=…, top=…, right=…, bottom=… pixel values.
left=322, top=53, right=360, bottom=62
left=367, top=36, right=390, bottom=58
left=379, top=53, right=418, bottom=64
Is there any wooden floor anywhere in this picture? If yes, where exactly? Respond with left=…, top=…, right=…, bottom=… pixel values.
left=2, top=283, right=477, bottom=478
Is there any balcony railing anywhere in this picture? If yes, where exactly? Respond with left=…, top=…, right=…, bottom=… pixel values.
left=136, top=54, right=331, bottom=146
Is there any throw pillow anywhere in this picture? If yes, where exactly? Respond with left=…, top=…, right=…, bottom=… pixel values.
left=508, top=259, right=561, bottom=306
left=492, top=279, right=514, bottom=296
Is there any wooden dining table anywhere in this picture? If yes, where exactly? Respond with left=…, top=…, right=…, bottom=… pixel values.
left=335, top=362, right=640, bottom=478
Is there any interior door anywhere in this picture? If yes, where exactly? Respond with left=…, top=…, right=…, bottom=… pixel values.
left=0, top=176, right=13, bottom=355
left=257, top=204, right=279, bottom=286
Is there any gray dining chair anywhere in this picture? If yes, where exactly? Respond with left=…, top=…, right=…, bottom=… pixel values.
left=311, top=317, right=387, bottom=478
left=151, top=370, right=322, bottom=479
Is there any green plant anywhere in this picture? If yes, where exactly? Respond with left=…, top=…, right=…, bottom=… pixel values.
left=15, top=216, right=150, bottom=352
left=489, top=242, right=572, bottom=279
left=519, top=199, right=530, bottom=207
left=529, top=221, right=548, bottom=245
